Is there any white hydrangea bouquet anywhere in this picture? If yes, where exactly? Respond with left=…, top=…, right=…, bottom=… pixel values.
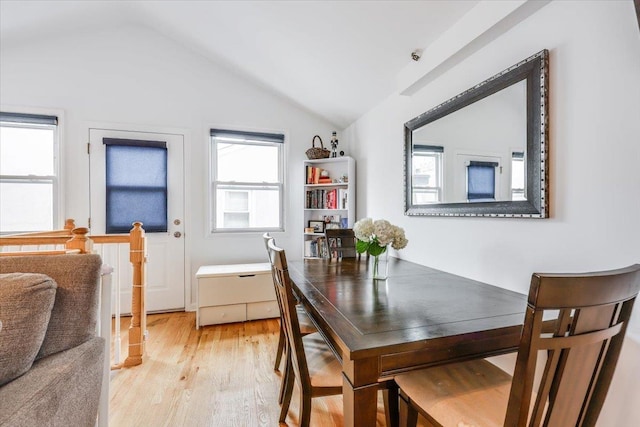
left=353, top=218, right=408, bottom=279
left=353, top=218, right=408, bottom=255
left=353, top=218, right=409, bottom=280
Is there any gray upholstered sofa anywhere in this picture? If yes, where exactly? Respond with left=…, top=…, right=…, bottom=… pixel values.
left=0, top=254, right=105, bottom=427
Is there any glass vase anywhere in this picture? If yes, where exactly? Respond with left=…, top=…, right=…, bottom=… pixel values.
left=369, top=246, right=389, bottom=280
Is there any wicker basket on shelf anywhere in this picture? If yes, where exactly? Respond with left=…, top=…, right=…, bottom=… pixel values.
left=306, top=135, right=331, bottom=160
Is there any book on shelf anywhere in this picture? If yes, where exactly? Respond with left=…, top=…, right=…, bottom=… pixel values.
left=307, top=165, right=339, bottom=185
left=338, top=188, right=348, bottom=209
left=304, top=236, right=327, bottom=258
left=326, top=189, right=337, bottom=209
left=306, top=189, right=323, bottom=209
left=306, top=188, right=346, bottom=210
left=306, top=166, right=327, bottom=184
left=304, top=240, right=313, bottom=257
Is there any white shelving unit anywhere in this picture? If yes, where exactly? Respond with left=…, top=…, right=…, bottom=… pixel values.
left=303, top=156, right=356, bottom=259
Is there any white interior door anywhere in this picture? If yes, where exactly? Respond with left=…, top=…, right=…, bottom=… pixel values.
left=89, top=127, right=185, bottom=313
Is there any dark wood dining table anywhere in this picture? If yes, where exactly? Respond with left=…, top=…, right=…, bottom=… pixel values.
left=287, top=256, right=527, bottom=427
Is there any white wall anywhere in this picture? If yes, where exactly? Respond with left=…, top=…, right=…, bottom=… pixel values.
left=344, top=1, right=640, bottom=425
left=0, top=24, right=335, bottom=308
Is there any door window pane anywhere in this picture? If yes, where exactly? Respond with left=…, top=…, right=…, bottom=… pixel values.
left=106, top=188, right=167, bottom=232
left=467, top=162, right=497, bottom=201
left=105, top=141, right=168, bottom=233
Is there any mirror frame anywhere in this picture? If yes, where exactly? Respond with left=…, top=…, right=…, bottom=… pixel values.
left=404, top=49, right=549, bottom=218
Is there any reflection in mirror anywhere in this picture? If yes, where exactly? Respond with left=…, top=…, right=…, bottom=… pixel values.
left=412, top=81, right=526, bottom=204
left=404, top=50, right=548, bottom=217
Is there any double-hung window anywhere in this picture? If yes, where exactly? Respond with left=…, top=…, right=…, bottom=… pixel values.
left=210, top=129, right=284, bottom=233
left=511, top=151, right=526, bottom=201
left=0, top=112, right=59, bottom=233
left=411, top=145, right=443, bottom=204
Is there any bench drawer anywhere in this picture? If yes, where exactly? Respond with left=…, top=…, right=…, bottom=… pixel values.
left=198, top=273, right=274, bottom=306
left=247, top=300, right=279, bottom=321
left=199, top=304, right=246, bottom=326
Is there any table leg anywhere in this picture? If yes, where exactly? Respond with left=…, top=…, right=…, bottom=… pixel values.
left=342, top=372, right=379, bottom=427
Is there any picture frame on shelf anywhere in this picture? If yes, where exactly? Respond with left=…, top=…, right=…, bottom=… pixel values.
left=308, top=220, right=325, bottom=233
left=323, top=214, right=340, bottom=223
left=326, top=223, right=340, bottom=230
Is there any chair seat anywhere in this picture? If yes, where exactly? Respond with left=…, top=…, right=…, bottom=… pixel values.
left=395, top=359, right=512, bottom=427
left=302, top=333, right=343, bottom=389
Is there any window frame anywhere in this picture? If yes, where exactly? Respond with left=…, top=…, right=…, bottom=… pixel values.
left=0, top=108, right=63, bottom=234
left=411, top=145, right=444, bottom=204
left=511, top=151, right=526, bottom=201
left=209, top=127, right=285, bottom=234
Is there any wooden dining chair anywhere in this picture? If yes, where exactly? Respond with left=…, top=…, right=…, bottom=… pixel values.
left=267, top=239, right=399, bottom=427
left=262, top=233, right=318, bottom=406
left=325, top=228, right=358, bottom=261
left=395, top=264, right=640, bottom=427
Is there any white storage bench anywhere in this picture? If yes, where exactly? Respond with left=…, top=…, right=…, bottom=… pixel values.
left=195, top=263, right=279, bottom=328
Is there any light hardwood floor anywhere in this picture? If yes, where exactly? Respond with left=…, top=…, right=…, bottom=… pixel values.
left=110, top=312, right=413, bottom=427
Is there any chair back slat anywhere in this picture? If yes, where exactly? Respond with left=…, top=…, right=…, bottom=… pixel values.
left=267, top=240, right=312, bottom=390
left=262, top=232, right=274, bottom=264
left=262, top=233, right=283, bottom=313
left=505, top=264, right=640, bottom=427
left=544, top=306, right=616, bottom=426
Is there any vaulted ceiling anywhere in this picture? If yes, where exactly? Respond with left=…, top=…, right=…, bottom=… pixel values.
left=0, top=0, right=479, bottom=128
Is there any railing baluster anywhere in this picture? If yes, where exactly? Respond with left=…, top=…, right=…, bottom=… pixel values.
left=123, top=222, right=145, bottom=367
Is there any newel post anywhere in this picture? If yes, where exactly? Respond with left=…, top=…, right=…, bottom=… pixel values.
left=66, top=227, right=93, bottom=253
left=124, top=222, right=146, bottom=367
left=64, top=218, right=76, bottom=233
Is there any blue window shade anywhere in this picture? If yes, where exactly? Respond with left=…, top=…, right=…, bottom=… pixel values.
left=105, top=138, right=167, bottom=233
left=467, top=161, right=497, bottom=201
left=210, top=128, right=284, bottom=143
left=0, top=112, right=58, bottom=125
left=413, top=144, right=444, bottom=153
